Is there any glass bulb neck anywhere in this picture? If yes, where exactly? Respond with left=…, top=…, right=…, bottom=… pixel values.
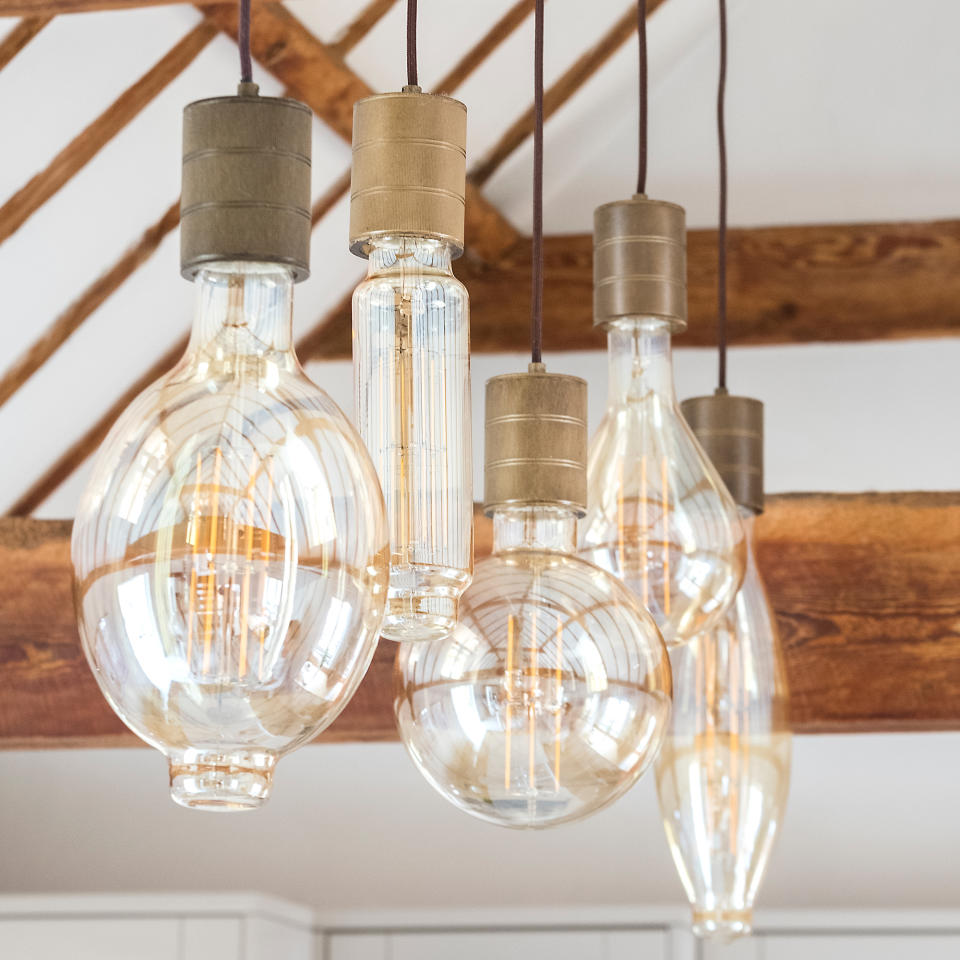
left=491, top=505, right=579, bottom=555
left=188, top=262, right=296, bottom=364
left=606, top=317, right=677, bottom=406
left=364, top=236, right=456, bottom=278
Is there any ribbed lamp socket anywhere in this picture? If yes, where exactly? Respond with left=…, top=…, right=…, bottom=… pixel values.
left=483, top=364, right=588, bottom=517
left=594, top=195, right=687, bottom=331
left=349, top=87, right=467, bottom=258
left=681, top=391, right=765, bottom=514
left=180, top=84, right=313, bottom=282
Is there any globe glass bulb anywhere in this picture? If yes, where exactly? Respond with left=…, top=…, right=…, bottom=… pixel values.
left=395, top=504, right=672, bottom=829
left=354, top=237, right=472, bottom=642
left=655, top=510, right=791, bottom=941
left=580, top=318, right=745, bottom=646
left=72, top=262, right=389, bottom=810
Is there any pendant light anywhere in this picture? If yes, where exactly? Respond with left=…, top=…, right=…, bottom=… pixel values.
left=394, top=0, right=671, bottom=830
left=579, top=0, right=745, bottom=648
left=350, top=0, right=473, bottom=643
left=655, top=0, right=791, bottom=939
left=71, top=0, right=389, bottom=810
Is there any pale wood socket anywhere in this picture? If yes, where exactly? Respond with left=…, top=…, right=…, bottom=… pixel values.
left=180, top=85, right=312, bottom=282
left=484, top=364, right=588, bottom=516
left=681, top=391, right=764, bottom=514
left=594, top=195, right=687, bottom=331
left=349, top=90, right=467, bottom=258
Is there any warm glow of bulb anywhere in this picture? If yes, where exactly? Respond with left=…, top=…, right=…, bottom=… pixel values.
left=72, top=262, right=388, bottom=810
left=581, top=319, right=745, bottom=645
left=354, top=237, right=472, bottom=641
left=396, top=505, right=671, bottom=829
left=655, top=513, right=791, bottom=941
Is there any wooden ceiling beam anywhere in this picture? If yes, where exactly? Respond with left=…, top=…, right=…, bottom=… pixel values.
left=0, top=16, right=51, bottom=71
left=2, top=492, right=959, bottom=747
left=300, top=218, right=960, bottom=361
left=0, top=21, right=215, bottom=248
left=7, top=216, right=959, bottom=517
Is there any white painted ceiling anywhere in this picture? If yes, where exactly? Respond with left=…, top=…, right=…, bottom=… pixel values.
left=0, top=0, right=958, bottom=910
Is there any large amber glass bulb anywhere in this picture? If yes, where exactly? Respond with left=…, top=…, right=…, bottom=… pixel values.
left=655, top=510, right=791, bottom=940
left=353, top=236, right=472, bottom=642
left=72, top=262, right=389, bottom=810
left=580, top=319, right=745, bottom=645
left=395, top=504, right=671, bottom=829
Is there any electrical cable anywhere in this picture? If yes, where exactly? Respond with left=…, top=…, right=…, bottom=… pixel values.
left=531, top=0, right=545, bottom=363
left=407, top=0, right=419, bottom=87
left=238, top=0, right=252, bottom=84
left=717, top=0, right=728, bottom=390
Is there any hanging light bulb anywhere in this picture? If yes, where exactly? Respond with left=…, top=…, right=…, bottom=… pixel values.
left=579, top=198, right=745, bottom=647
left=71, top=82, right=389, bottom=810
left=396, top=367, right=671, bottom=828
left=349, top=1, right=472, bottom=643
left=655, top=393, right=791, bottom=941
left=396, top=0, right=670, bottom=829
left=578, top=0, right=744, bottom=647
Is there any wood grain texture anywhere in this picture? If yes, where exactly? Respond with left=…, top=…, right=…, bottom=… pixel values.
left=2, top=493, right=960, bottom=746
left=0, top=200, right=181, bottom=413
left=201, top=1, right=520, bottom=263
left=470, top=0, right=667, bottom=186
left=0, top=15, right=51, bottom=70
left=299, top=219, right=960, bottom=360
left=0, top=21, right=214, bottom=247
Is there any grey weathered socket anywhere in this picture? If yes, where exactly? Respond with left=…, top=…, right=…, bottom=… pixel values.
left=181, top=84, right=312, bottom=281
left=484, top=364, right=588, bottom=516
left=594, top=195, right=687, bottom=331
left=681, top=392, right=764, bottom=514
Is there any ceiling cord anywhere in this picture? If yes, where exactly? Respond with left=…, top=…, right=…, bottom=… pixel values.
left=407, top=0, right=419, bottom=87
left=637, top=0, right=648, bottom=195
left=238, top=0, right=252, bottom=84
left=717, top=0, right=728, bottom=391
left=531, top=0, right=545, bottom=364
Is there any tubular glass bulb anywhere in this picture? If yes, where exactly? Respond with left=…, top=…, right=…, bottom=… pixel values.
left=395, top=504, right=671, bottom=829
left=72, top=262, right=389, bottom=810
left=655, top=509, right=791, bottom=941
left=580, top=318, right=745, bottom=646
left=353, top=236, right=472, bottom=642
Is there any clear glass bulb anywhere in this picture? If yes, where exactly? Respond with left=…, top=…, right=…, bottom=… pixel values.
left=395, top=504, right=671, bottom=829
left=655, top=510, right=791, bottom=941
left=354, top=236, right=472, bottom=642
left=580, top=318, right=745, bottom=646
left=72, top=262, right=389, bottom=811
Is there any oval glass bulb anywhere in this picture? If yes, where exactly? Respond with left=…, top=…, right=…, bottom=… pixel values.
left=580, top=319, right=745, bottom=646
left=72, top=263, right=389, bottom=810
left=353, top=237, right=472, bottom=642
left=655, top=510, right=791, bottom=941
left=396, top=505, right=671, bottom=829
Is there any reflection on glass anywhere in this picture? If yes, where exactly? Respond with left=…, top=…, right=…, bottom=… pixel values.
left=656, top=511, right=791, bottom=940
left=396, top=505, right=671, bottom=829
left=580, top=319, right=745, bottom=645
left=354, top=237, right=472, bottom=641
left=72, top=263, right=388, bottom=810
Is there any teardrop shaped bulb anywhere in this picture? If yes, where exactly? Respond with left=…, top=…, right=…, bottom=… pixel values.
left=580, top=319, right=745, bottom=645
